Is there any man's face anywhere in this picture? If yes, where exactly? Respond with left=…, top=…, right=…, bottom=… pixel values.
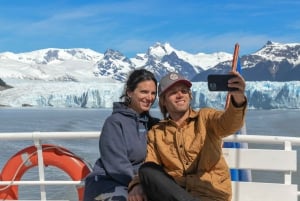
left=163, top=83, right=191, bottom=115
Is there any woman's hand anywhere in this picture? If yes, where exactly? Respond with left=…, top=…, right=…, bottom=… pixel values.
left=128, top=184, right=148, bottom=201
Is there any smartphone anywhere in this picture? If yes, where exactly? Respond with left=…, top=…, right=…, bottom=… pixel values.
left=207, top=74, right=238, bottom=91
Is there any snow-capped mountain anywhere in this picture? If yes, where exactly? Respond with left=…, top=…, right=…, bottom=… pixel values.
left=192, top=41, right=300, bottom=81
left=0, top=48, right=105, bottom=82
left=0, top=78, right=11, bottom=91
left=1, top=41, right=300, bottom=109
left=0, top=42, right=232, bottom=83
left=243, top=41, right=300, bottom=81
left=93, top=49, right=135, bottom=82
left=1, top=41, right=300, bottom=83
left=142, top=44, right=198, bottom=80
left=135, top=43, right=232, bottom=80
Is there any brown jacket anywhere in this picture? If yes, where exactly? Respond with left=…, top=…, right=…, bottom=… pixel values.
left=144, top=101, right=246, bottom=201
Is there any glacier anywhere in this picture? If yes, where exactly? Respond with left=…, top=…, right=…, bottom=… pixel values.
left=1, top=80, right=300, bottom=110
left=192, top=81, right=300, bottom=109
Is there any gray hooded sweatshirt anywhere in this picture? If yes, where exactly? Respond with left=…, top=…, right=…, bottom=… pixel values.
left=85, top=102, right=159, bottom=195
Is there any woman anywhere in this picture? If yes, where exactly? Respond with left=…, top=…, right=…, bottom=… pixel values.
left=84, top=69, right=159, bottom=201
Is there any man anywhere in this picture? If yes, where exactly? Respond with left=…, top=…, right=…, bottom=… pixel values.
left=128, top=72, right=247, bottom=201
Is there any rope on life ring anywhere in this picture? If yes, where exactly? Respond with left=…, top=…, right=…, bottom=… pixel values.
left=0, top=144, right=92, bottom=201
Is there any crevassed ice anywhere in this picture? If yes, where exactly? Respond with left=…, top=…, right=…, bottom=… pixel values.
left=1, top=81, right=300, bottom=109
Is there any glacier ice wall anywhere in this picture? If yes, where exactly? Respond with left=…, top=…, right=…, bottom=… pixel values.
left=191, top=81, right=300, bottom=109
left=1, top=81, right=300, bottom=109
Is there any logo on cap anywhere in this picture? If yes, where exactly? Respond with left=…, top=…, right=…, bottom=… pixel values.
left=169, top=73, right=179, bottom=80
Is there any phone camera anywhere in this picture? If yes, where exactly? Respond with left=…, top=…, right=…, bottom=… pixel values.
left=209, top=83, right=217, bottom=91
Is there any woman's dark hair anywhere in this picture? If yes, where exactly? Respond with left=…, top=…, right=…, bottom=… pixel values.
left=120, top=69, right=158, bottom=105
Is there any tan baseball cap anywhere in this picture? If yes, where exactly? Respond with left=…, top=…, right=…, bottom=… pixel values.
left=158, top=72, right=192, bottom=96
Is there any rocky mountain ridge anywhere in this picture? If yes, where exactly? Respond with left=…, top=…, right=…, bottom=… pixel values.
left=0, top=41, right=299, bottom=84
left=192, top=41, right=300, bottom=81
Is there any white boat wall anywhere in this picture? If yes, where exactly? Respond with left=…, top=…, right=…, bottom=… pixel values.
left=0, top=132, right=299, bottom=201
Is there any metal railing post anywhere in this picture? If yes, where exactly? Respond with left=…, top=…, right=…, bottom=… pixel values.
left=284, top=140, right=292, bottom=185
left=34, top=132, right=47, bottom=200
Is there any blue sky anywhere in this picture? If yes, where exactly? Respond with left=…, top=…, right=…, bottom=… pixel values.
left=0, top=0, right=299, bottom=57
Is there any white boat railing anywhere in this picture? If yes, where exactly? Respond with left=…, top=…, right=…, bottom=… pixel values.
left=1, top=131, right=300, bottom=144
left=0, top=131, right=299, bottom=200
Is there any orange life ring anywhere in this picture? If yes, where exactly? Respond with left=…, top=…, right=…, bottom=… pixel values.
left=0, top=144, right=91, bottom=201
left=0, top=173, right=15, bottom=200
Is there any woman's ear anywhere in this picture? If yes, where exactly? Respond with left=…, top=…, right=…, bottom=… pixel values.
left=127, top=90, right=133, bottom=98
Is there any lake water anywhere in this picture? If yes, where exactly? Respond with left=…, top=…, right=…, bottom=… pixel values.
left=0, top=108, right=299, bottom=200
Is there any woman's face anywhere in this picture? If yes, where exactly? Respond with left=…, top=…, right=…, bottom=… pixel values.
left=127, top=80, right=157, bottom=114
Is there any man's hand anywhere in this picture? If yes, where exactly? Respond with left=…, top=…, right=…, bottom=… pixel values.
left=128, top=184, right=148, bottom=201
left=228, top=71, right=246, bottom=105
